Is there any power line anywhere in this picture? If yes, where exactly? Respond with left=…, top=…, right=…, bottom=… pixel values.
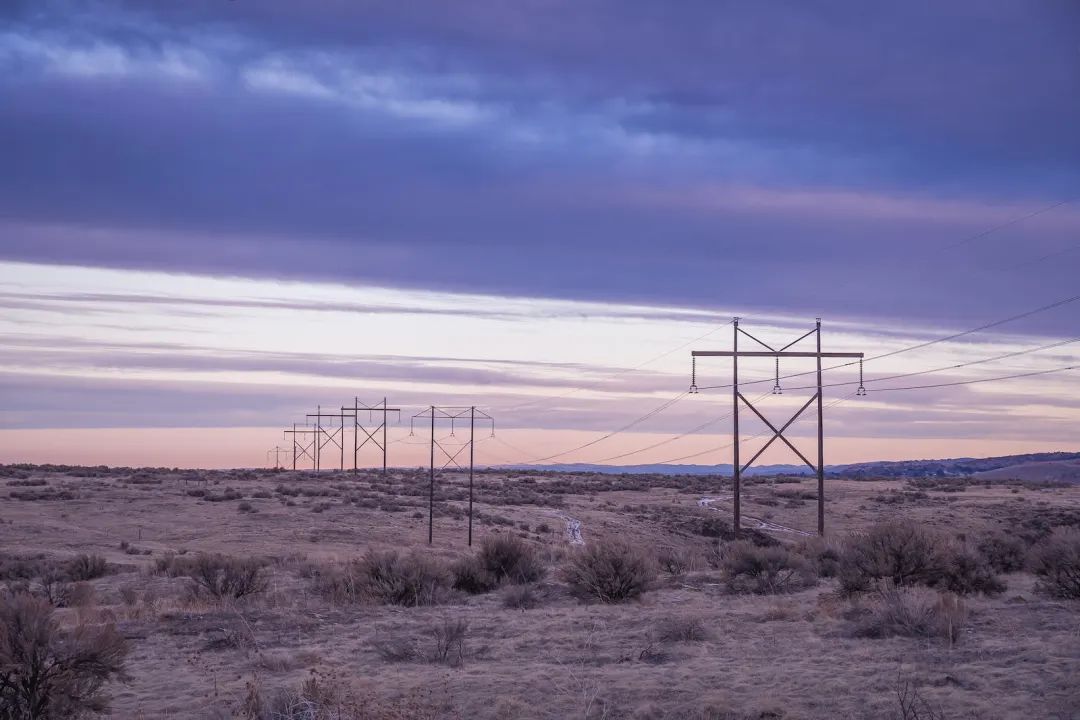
left=590, top=389, right=775, bottom=463
left=480, top=201, right=1078, bottom=467
left=502, top=294, right=1080, bottom=466
left=496, top=319, right=734, bottom=414
left=940, top=196, right=1078, bottom=252
left=871, top=364, right=1078, bottom=392
left=653, top=389, right=860, bottom=467
left=520, top=390, right=689, bottom=463
left=760, top=335, right=1080, bottom=393
left=1018, top=242, right=1080, bottom=268
left=696, top=291, right=1080, bottom=391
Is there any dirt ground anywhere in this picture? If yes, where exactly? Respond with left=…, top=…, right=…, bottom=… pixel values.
left=2, top=465, right=1079, bottom=719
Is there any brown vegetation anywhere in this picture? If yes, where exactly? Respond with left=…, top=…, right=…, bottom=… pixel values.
left=1029, top=527, right=1080, bottom=598
left=1, top=464, right=1078, bottom=719
left=563, top=539, right=656, bottom=602
left=0, top=592, right=129, bottom=718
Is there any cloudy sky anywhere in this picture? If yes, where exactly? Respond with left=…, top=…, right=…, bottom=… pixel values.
left=0, top=1, right=1078, bottom=468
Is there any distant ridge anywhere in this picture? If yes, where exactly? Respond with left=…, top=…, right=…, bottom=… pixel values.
left=498, top=450, right=1080, bottom=481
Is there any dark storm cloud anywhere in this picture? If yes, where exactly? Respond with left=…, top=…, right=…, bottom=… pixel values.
left=1, top=0, right=1079, bottom=330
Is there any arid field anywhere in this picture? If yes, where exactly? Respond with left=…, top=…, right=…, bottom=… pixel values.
left=2, top=465, right=1079, bottom=719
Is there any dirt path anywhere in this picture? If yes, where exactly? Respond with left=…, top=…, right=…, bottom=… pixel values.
left=698, top=496, right=813, bottom=538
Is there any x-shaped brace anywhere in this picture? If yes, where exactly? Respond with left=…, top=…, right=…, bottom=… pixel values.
left=738, top=392, right=819, bottom=473
left=355, top=422, right=384, bottom=452
left=434, top=438, right=470, bottom=471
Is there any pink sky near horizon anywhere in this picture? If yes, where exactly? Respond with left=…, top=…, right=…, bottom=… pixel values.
left=0, top=426, right=1073, bottom=471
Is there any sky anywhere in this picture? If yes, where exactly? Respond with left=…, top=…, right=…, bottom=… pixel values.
left=0, top=1, right=1078, bottom=469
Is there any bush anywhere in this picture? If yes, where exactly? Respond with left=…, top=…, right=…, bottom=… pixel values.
left=937, top=542, right=1005, bottom=596
left=849, top=585, right=968, bottom=645
left=563, top=540, right=655, bottom=603
left=718, top=541, right=816, bottom=594
left=451, top=535, right=544, bottom=594
left=67, top=554, right=108, bottom=581
left=657, top=546, right=695, bottom=576
left=314, top=551, right=451, bottom=607
left=372, top=618, right=471, bottom=666
left=839, top=520, right=1003, bottom=596
left=655, top=615, right=711, bottom=642
left=0, top=554, right=46, bottom=582
left=477, top=535, right=545, bottom=584
left=839, top=521, right=942, bottom=594
left=156, top=553, right=268, bottom=600
left=797, top=536, right=843, bottom=578
left=1029, top=528, right=1080, bottom=599
left=977, top=531, right=1028, bottom=573
left=450, top=555, right=497, bottom=594
left=501, top=583, right=540, bottom=610
left=0, top=592, right=130, bottom=716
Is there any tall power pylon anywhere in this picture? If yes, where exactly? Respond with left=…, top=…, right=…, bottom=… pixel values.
left=284, top=422, right=318, bottom=470
left=266, top=446, right=290, bottom=469
left=411, top=406, right=495, bottom=546
left=341, top=397, right=401, bottom=474
left=307, top=405, right=349, bottom=471
left=691, top=318, right=863, bottom=536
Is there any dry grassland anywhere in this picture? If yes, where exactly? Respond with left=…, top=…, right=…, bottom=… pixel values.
left=2, top=465, right=1078, bottom=719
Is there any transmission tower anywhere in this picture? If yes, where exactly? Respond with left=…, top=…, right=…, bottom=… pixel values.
left=284, top=422, right=318, bottom=470
left=307, top=405, right=348, bottom=472
left=341, top=397, right=401, bottom=474
left=691, top=317, right=864, bottom=536
left=410, top=406, right=495, bottom=546
left=266, top=446, right=290, bottom=469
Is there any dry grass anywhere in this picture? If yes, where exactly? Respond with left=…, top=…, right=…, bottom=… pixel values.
left=0, top=464, right=1078, bottom=719
left=847, top=585, right=969, bottom=645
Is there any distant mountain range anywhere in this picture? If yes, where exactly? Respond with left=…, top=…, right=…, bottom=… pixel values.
left=498, top=451, right=1080, bottom=482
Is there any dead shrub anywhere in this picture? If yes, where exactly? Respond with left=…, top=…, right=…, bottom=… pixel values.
left=0, top=592, right=130, bottom=717
left=848, top=585, right=968, bottom=645
left=895, top=674, right=948, bottom=720
left=839, top=520, right=1003, bottom=597
left=314, top=551, right=451, bottom=607
left=66, top=554, right=108, bottom=581
left=241, top=674, right=347, bottom=720
left=657, top=546, right=696, bottom=576
left=500, top=583, right=540, bottom=610
left=428, top=618, right=469, bottom=666
left=563, top=540, right=656, bottom=603
left=839, top=521, right=942, bottom=594
left=976, top=531, right=1028, bottom=573
left=0, top=554, right=47, bottom=582
left=1029, top=527, right=1080, bottom=599
left=453, top=535, right=544, bottom=594
left=936, top=542, right=1005, bottom=596
left=477, top=534, right=545, bottom=584
left=655, top=615, right=711, bottom=642
left=119, top=585, right=139, bottom=607
left=373, top=618, right=472, bottom=666
left=450, top=555, right=498, bottom=594
left=797, top=536, right=843, bottom=578
left=155, top=552, right=268, bottom=600
left=719, top=541, right=816, bottom=595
